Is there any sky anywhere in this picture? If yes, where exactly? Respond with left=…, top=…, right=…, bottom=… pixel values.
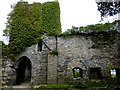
left=0, top=0, right=118, bottom=44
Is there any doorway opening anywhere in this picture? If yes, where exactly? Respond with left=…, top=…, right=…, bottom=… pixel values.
left=16, top=56, right=32, bottom=85
left=89, top=67, right=102, bottom=79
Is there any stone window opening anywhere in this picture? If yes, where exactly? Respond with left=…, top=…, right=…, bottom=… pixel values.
left=110, top=68, right=120, bottom=79
left=38, top=40, right=43, bottom=51
left=89, top=67, right=102, bottom=79
left=72, top=67, right=83, bottom=78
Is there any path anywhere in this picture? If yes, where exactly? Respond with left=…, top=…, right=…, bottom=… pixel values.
left=12, top=82, right=30, bottom=88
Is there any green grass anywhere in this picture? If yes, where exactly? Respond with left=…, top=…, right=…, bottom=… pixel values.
left=31, top=84, right=71, bottom=89
left=30, top=81, right=120, bottom=89
left=30, top=83, right=87, bottom=89
left=111, top=74, right=117, bottom=78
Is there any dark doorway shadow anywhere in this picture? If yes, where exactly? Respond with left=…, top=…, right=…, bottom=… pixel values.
left=89, top=67, right=103, bottom=79
left=16, top=56, right=32, bottom=85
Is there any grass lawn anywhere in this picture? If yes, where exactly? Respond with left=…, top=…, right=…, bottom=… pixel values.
left=30, top=80, right=120, bottom=89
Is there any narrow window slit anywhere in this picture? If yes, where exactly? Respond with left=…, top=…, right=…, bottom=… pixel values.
left=38, top=40, right=43, bottom=51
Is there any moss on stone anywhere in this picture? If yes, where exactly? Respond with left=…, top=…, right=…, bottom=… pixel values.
left=62, top=20, right=120, bottom=36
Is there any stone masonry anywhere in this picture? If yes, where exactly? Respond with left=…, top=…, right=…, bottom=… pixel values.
left=2, top=32, right=120, bottom=85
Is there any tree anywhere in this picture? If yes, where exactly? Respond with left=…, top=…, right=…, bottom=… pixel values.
left=96, top=1, right=120, bottom=19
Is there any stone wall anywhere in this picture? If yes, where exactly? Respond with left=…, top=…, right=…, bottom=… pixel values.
left=1, top=43, right=49, bottom=85
left=43, top=34, right=120, bottom=84
left=57, top=35, right=120, bottom=83
left=2, top=57, right=16, bottom=85
left=2, top=33, right=120, bottom=85
left=47, top=54, right=58, bottom=84
left=19, top=44, right=48, bottom=85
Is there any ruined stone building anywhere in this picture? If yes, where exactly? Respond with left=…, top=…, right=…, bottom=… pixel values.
left=1, top=1, right=120, bottom=86
left=2, top=31, right=120, bottom=85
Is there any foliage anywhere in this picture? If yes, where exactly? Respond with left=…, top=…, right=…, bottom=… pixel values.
left=49, top=49, right=58, bottom=55
left=74, top=70, right=80, bottom=78
left=62, top=20, right=120, bottom=36
left=42, top=2, right=61, bottom=36
left=3, top=1, right=61, bottom=60
left=30, top=80, right=120, bottom=89
left=96, top=1, right=120, bottom=18
left=0, top=41, right=4, bottom=46
left=30, top=83, right=86, bottom=89
left=31, top=84, right=71, bottom=89
left=2, top=45, right=9, bottom=57
left=3, top=2, right=43, bottom=60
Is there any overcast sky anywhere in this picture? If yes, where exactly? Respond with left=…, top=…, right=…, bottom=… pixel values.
left=0, top=0, right=118, bottom=44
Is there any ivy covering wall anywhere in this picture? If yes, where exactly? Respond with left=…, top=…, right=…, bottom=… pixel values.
left=62, top=20, right=120, bottom=36
left=42, top=2, right=61, bottom=36
left=3, top=1, right=61, bottom=60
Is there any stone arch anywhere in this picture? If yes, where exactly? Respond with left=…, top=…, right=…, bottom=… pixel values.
left=67, top=60, right=86, bottom=71
left=16, top=56, right=32, bottom=85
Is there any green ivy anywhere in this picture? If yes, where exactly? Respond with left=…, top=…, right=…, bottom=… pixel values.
left=42, top=2, right=61, bottom=36
left=3, top=1, right=61, bottom=60
left=49, top=49, right=58, bottom=55
left=62, top=20, right=120, bottom=36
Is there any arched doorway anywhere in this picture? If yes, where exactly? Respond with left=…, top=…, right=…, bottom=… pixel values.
left=16, top=56, right=32, bottom=85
